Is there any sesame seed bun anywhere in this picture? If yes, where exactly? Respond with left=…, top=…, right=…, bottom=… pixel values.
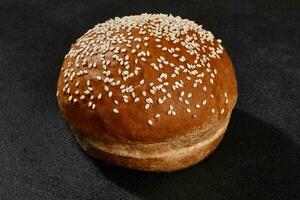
left=57, top=13, right=237, bottom=172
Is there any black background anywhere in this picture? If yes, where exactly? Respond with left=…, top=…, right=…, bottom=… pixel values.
left=0, top=0, right=300, bottom=199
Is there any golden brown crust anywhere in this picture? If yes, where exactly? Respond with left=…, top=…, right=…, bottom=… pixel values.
left=72, top=112, right=230, bottom=172
left=57, top=14, right=237, bottom=171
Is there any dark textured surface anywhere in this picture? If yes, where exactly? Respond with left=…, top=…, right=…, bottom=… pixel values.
left=0, top=0, right=299, bottom=199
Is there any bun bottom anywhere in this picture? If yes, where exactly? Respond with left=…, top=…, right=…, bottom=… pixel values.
left=72, top=114, right=231, bottom=172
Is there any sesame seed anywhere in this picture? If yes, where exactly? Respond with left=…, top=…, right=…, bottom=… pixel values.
left=158, top=98, right=163, bottom=104
left=155, top=114, right=160, bottom=118
left=221, top=108, right=225, bottom=114
left=187, top=108, right=191, bottom=113
left=147, top=119, right=153, bottom=126
left=104, top=77, right=109, bottom=83
left=113, top=108, right=119, bottom=113
left=211, top=108, right=215, bottom=114
left=131, top=92, right=136, bottom=99
left=202, top=99, right=207, bottom=105
left=179, top=56, right=186, bottom=62
left=146, top=98, right=154, bottom=104
left=134, top=97, right=140, bottom=102
left=196, top=104, right=200, bottom=108
left=145, top=104, right=150, bottom=110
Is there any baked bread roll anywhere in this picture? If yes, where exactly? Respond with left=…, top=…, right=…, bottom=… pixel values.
left=57, top=13, right=237, bottom=172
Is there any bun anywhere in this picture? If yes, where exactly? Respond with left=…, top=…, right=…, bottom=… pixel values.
left=57, top=13, right=237, bottom=172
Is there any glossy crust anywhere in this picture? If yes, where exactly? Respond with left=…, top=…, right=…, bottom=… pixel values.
left=57, top=14, right=237, bottom=171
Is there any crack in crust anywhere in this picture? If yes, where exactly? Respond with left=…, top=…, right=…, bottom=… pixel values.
left=72, top=113, right=231, bottom=172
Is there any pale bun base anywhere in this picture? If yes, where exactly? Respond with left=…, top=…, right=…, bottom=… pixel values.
left=71, top=113, right=231, bottom=172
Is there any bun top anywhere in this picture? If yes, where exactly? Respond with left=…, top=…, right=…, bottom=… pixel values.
left=57, top=13, right=237, bottom=142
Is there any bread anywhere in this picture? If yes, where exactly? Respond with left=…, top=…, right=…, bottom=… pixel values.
left=57, top=13, right=237, bottom=172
